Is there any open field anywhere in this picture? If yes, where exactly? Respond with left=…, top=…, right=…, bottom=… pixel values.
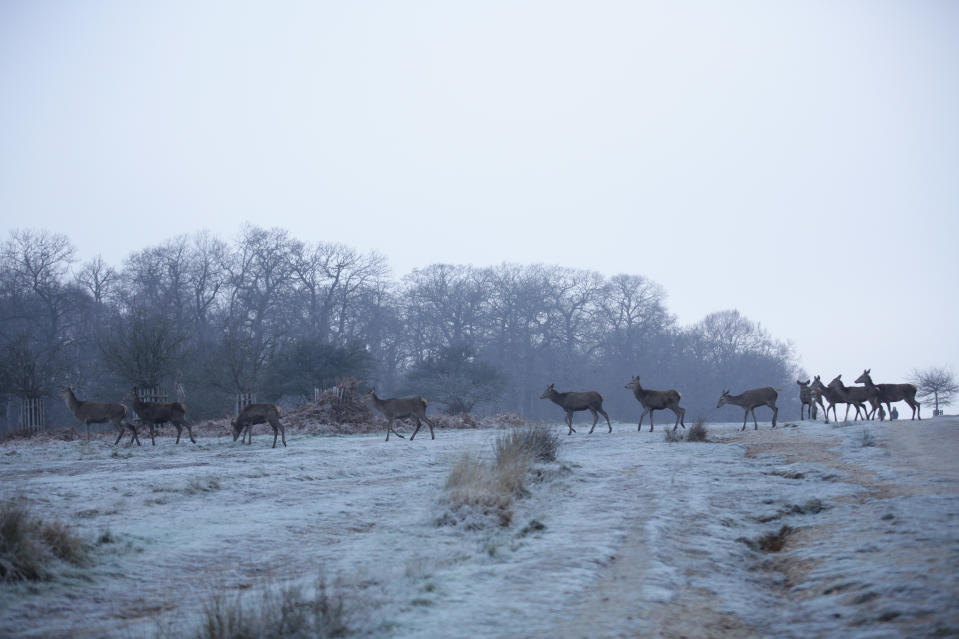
left=1, top=415, right=958, bottom=638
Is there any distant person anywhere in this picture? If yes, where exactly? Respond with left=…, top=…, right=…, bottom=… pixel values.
left=890, top=406, right=899, bottom=420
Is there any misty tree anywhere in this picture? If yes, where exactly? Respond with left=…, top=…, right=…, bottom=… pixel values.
left=910, top=367, right=957, bottom=413
left=402, top=344, right=505, bottom=414
left=98, top=306, right=190, bottom=389
left=263, top=337, right=372, bottom=399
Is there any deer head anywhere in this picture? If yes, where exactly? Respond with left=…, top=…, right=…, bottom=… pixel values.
left=539, top=384, right=556, bottom=399
left=716, top=390, right=730, bottom=408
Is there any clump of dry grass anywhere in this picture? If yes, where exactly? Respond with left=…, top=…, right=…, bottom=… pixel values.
left=439, top=426, right=561, bottom=529
left=663, top=417, right=709, bottom=443
left=188, top=576, right=349, bottom=639
left=0, top=499, right=89, bottom=582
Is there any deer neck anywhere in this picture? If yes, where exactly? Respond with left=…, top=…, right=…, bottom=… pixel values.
left=63, top=389, right=80, bottom=413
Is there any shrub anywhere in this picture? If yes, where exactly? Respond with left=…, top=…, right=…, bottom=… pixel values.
left=492, top=425, right=560, bottom=464
left=663, top=428, right=682, bottom=443
left=0, top=499, right=88, bottom=582
left=860, top=430, right=877, bottom=447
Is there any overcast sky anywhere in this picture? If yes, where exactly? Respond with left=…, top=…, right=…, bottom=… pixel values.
left=1, top=1, right=957, bottom=393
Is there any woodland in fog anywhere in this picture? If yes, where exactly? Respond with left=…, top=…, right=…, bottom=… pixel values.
left=0, top=226, right=801, bottom=427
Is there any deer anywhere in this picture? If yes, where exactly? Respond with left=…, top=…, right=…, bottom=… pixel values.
left=716, top=387, right=780, bottom=431
left=810, top=375, right=844, bottom=423
left=796, top=379, right=825, bottom=421
left=855, top=369, right=920, bottom=420
left=61, top=386, right=141, bottom=446
left=362, top=387, right=436, bottom=442
left=624, top=376, right=685, bottom=432
left=232, top=403, right=286, bottom=448
left=540, top=384, right=612, bottom=435
left=826, top=375, right=879, bottom=422
left=123, top=389, right=194, bottom=446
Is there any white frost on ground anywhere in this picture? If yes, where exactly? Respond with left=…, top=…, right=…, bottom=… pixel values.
left=1, top=415, right=957, bottom=638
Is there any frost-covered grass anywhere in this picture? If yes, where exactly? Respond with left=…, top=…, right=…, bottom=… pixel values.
left=0, top=498, right=88, bottom=582
left=0, top=415, right=957, bottom=638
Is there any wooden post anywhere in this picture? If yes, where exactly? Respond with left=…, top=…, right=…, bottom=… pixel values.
left=19, top=397, right=45, bottom=435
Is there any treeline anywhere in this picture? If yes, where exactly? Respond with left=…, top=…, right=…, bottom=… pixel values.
left=0, top=226, right=802, bottom=427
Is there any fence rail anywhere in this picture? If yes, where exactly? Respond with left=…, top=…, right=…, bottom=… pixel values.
left=19, top=398, right=45, bottom=435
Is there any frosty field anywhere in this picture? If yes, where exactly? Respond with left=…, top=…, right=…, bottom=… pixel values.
left=1, top=416, right=958, bottom=638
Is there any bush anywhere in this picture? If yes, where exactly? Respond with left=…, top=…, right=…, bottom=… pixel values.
left=0, top=499, right=88, bottom=582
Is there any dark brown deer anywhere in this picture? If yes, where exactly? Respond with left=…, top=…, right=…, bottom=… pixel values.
left=810, top=375, right=844, bottom=423
left=61, top=387, right=140, bottom=446
left=362, top=387, right=436, bottom=442
left=716, top=387, right=780, bottom=430
left=855, top=369, right=920, bottom=420
left=123, top=389, right=194, bottom=446
left=827, top=375, right=879, bottom=421
left=540, top=384, right=611, bottom=435
left=796, top=379, right=825, bottom=421
left=232, top=403, right=286, bottom=448
left=625, top=376, right=685, bottom=432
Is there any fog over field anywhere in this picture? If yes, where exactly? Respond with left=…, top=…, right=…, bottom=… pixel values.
left=1, top=415, right=957, bottom=638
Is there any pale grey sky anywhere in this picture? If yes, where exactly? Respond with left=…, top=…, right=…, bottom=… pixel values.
left=1, top=1, right=957, bottom=393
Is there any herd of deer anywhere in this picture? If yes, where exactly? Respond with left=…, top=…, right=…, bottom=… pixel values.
left=59, top=369, right=919, bottom=448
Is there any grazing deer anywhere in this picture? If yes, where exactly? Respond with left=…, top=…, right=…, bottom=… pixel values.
left=123, top=389, right=194, bottom=446
left=796, top=379, right=825, bottom=421
left=362, top=387, right=436, bottom=442
left=827, top=375, right=879, bottom=421
left=855, top=369, right=920, bottom=420
left=232, top=403, right=286, bottom=448
left=716, top=387, right=780, bottom=430
left=61, top=387, right=140, bottom=446
left=540, top=384, right=612, bottom=435
left=625, top=376, right=685, bottom=432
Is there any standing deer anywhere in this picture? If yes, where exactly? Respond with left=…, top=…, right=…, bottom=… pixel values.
left=61, top=387, right=140, bottom=445
left=540, top=384, right=612, bottom=435
left=123, top=389, right=194, bottom=446
left=827, top=375, right=879, bottom=421
left=624, top=376, right=685, bottom=432
left=362, top=387, right=436, bottom=442
left=796, top=379, right=825, bottom=421
left=232, top=403, right=286, bottom=448
left=716, top=387, right=780, bottom=430
left=810, top=375, right=842, bottom=423
left=855, top=369, right=920, bottom=420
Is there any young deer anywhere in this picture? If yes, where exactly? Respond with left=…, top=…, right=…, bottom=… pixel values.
left=362, top=387, right=436, bottom=442
left=796, top=379, right=825, bottom=421
left=827, top=375, right=878, bottom=421
left=855, top=369, right=920, bottom=420
left=123, top=389, right=194, bottom=446
left=540, top=384, right=612, bottom=435
left=716, top=387, right=780, bottom=431
left=625, top=376, right=685, bottom=432
left=232, top=403, right=286, bottom=448
left=61, top=386, right=140, bottom=445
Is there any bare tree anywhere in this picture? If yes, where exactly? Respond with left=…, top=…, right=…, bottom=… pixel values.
left=910, top=367, right=957, bottom=414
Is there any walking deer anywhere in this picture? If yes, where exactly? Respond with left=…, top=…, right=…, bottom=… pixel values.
left=716, top=387, right=780, bottom=430
left=540, top=384, right=612, bottom=435
left=123, top=389, right=194, bottom=446
left=826, top=375, right=879, bottom=422
left=855, top=369, right=920, bottom=420
left=61, top=387, right=140, bottom=445
left=796, top=379, right=825, bottom=421
left=625, top=376, right=685, bottom=432
left=362, top=387, right=436, bottom=442
left=232, top=403, right=286, bottom=448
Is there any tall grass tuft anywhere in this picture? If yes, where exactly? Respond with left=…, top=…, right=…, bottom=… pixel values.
left=686, top=417, right=709, bottom=442
left=192, top=576, right=348, bottom=639
left=0, top=499, right=88, bottom=582
left=440, top=426, right=561, bottom=529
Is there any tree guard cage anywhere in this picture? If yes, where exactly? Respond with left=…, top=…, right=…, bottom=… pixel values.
left=235, top=393, right=256, bottom=416
left=19, top=397, right=45, bottom=435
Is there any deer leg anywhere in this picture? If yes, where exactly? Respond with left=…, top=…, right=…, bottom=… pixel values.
left=185, top=424, right=196, bottom=444
left=741, top=410, right=748, bottom=431
left=271, top=425, right=279, bottom=448
left=637, top=408, right=648, bottom=432
left=113, top=426, right=124, bottom=446
left=410, top=417, right=422, bottom=440
left=672, top=407, right=680, bottom=431
left=679, top=406, right=686, bottom=429
left=426, top=416, right=436, bottom=439
left=148, top=423, right=156, bottom=446
left=771, top=404, right=778, bottom=428
left=598, top=408, right=612, bottom=433
left=751, top=408, right=759, bottom=430
left=566, top=411, right=576, bottom=435
left=588, top=408, right=599, bottom=434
